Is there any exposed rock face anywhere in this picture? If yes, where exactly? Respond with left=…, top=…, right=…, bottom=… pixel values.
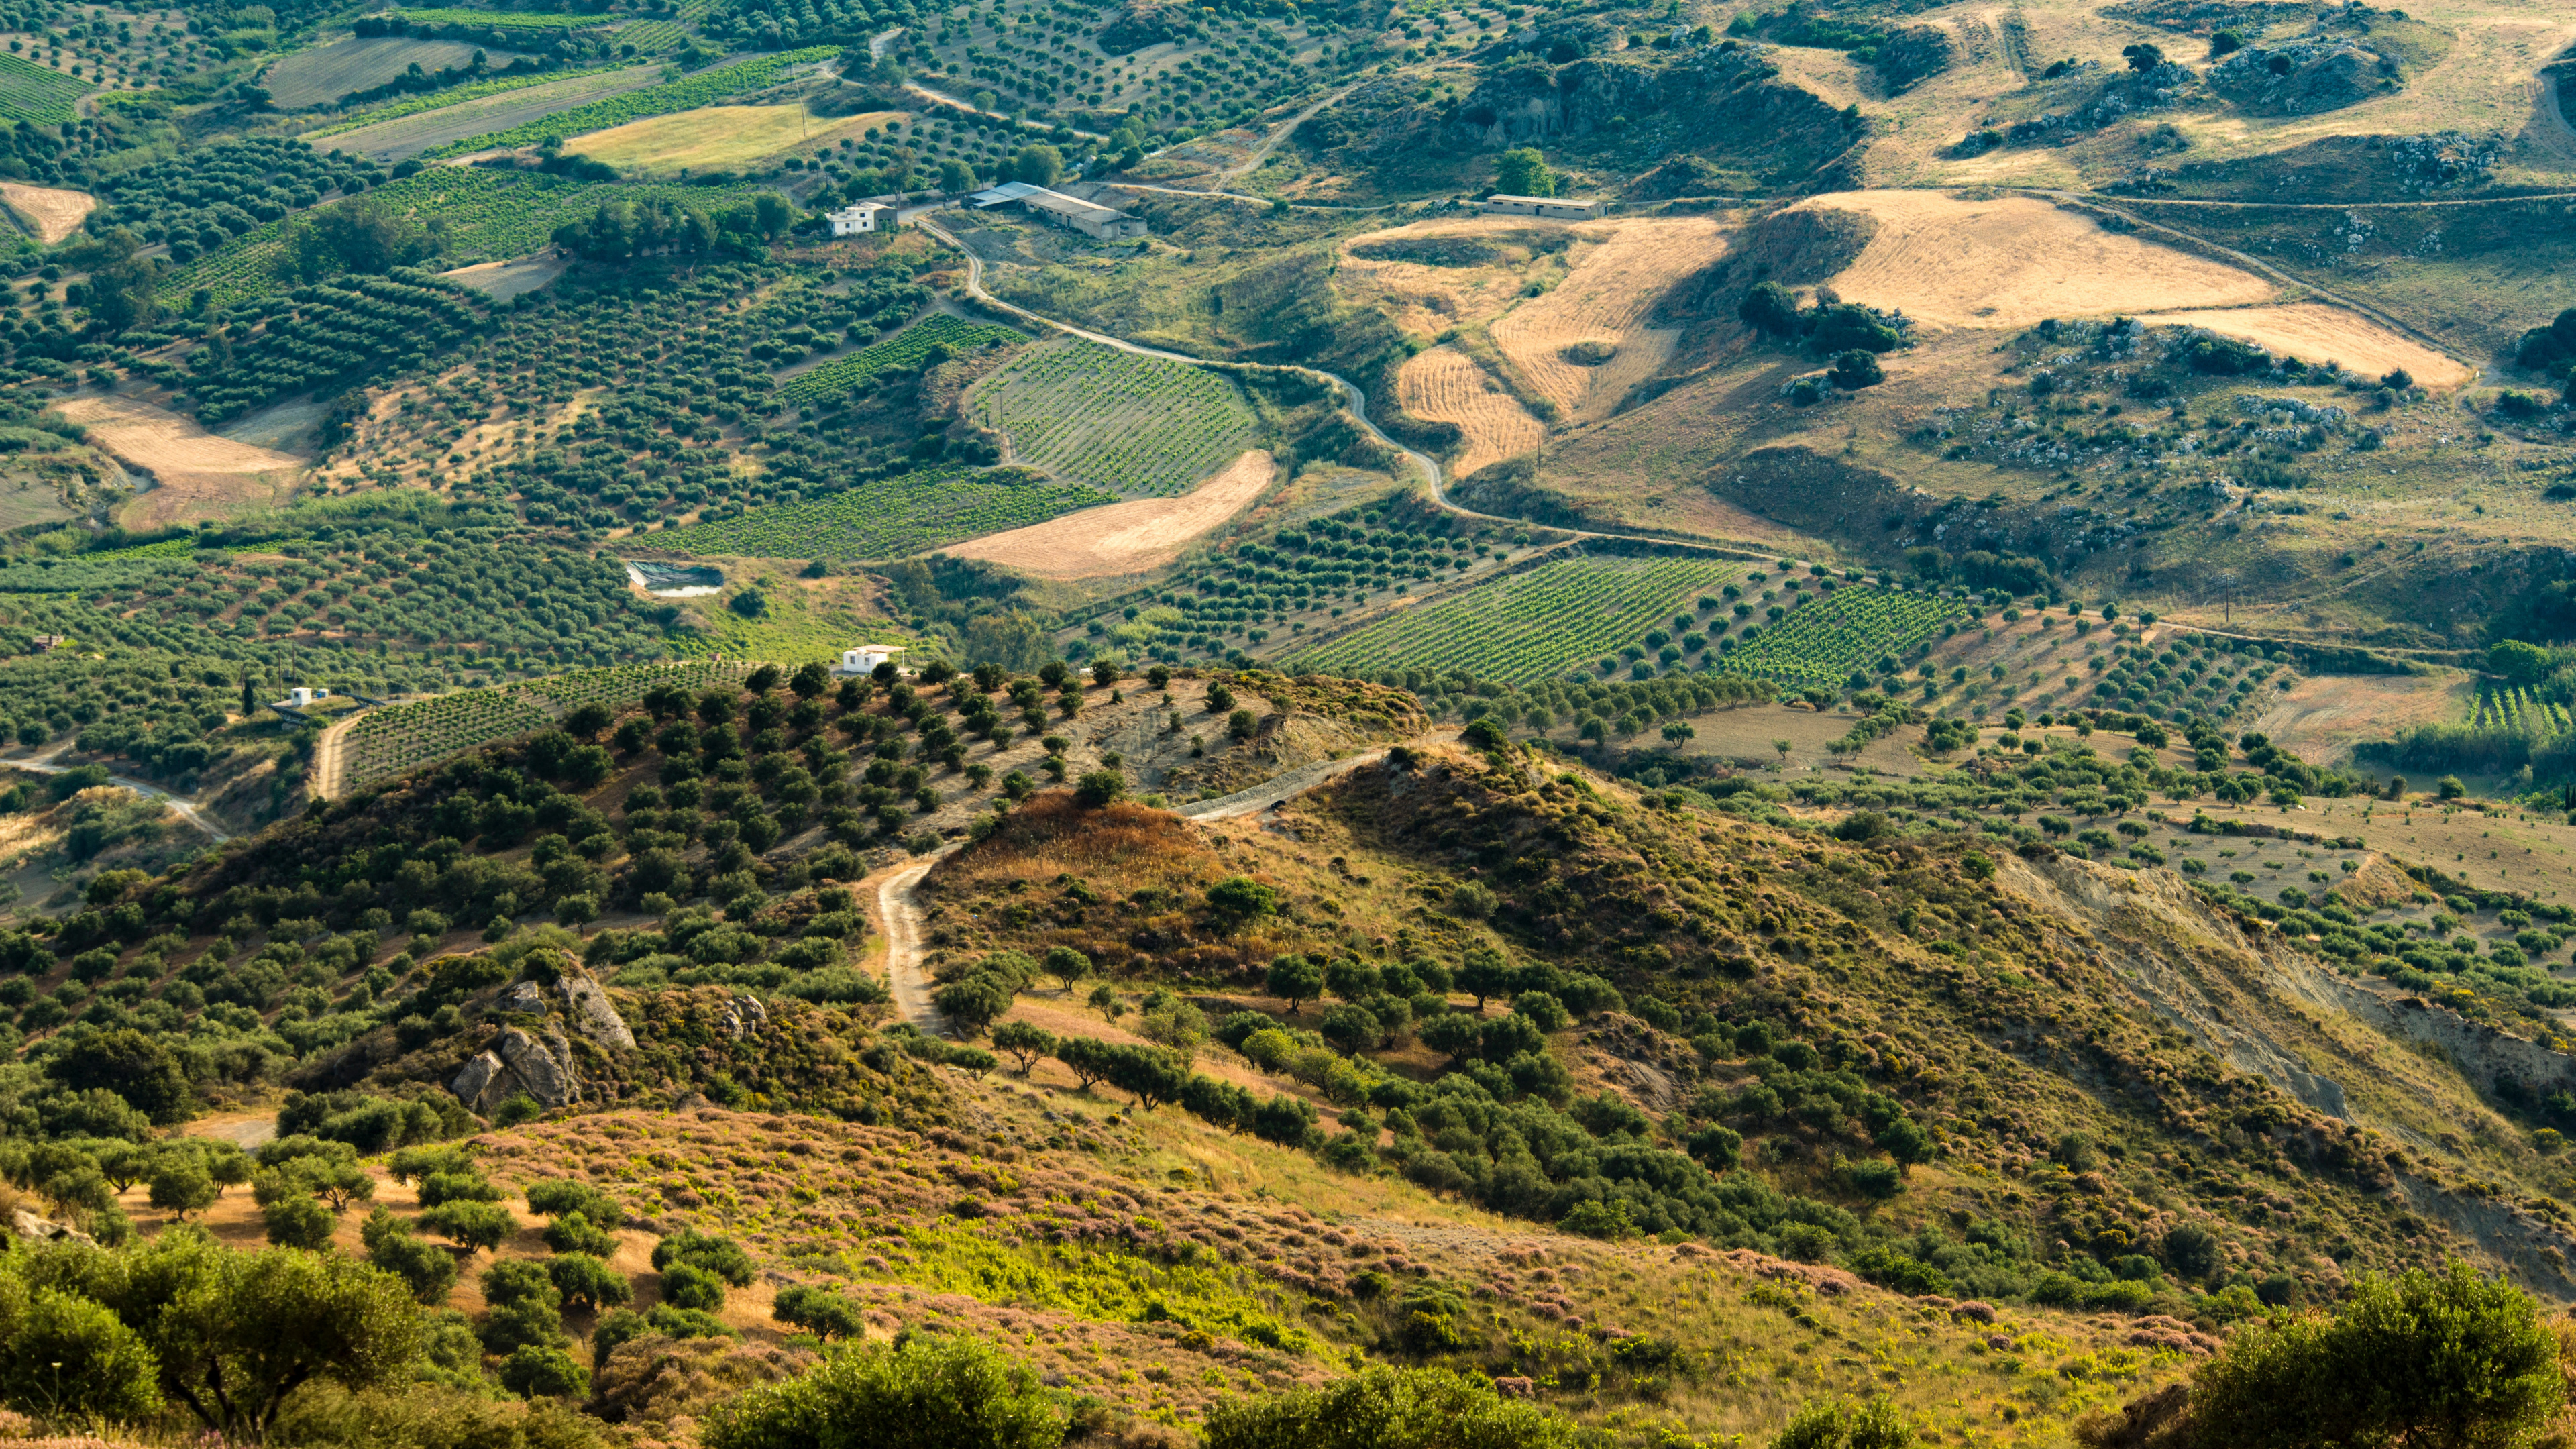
left=451, top=1026, right=582, bottom=1114
left=11, top=1205, right=96, bottom=1246
left=559, top=967, right=637, bottom=1050
left=720, top=995, right=770, bottom=1042
left=496, top=980, right=548, bottom=1014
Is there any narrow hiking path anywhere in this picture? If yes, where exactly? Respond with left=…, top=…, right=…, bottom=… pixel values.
left=869, top=737, right=1437, bottom=1036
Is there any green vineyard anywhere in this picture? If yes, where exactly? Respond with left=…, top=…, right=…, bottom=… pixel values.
left=775, top=315, right=1024, bottom=406
left=648, top=466, right=1118, bottom=561
left=389, top=7, right=614, bottom=26
left=2473, top=685, right=2571, bottom=734
left=343, top=659, right=751, bottom=790
left=312, top=62, right=625, bottom=138
left=1286, top=556, right=1744, bottom=687
left=0, top=54, right=89, bottom=124
left=972, top=340, right=1258, bottom=498
left=1714, top=587, right=1968, bottom=689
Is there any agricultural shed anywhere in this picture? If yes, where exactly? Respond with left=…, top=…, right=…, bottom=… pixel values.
left=1481, top=193, right=1605, bottom=220
left=968, top=181, right=1144, bottom=239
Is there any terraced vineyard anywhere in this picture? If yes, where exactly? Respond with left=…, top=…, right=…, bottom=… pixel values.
left=649, top=466, right=1118, bottom=561
left=343, top=659, right=752, bottom=790
left=1715, top=587, right=1968, bottom=690
left=777, top=315, right=1024, bottom=406
left=418, top=45, right=841, bottom=158
left=971, top=340, right=1259, bottom=498
left=1288, top=555, right=1743, bottom=686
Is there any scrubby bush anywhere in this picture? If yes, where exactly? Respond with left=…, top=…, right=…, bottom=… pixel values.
left=705, top=1334, right=1065, bottom=1449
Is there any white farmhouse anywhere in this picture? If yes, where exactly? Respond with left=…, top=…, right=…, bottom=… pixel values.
left=827, top=202, right=897, bottom=236
left=833, top=644, right=908, bottom=676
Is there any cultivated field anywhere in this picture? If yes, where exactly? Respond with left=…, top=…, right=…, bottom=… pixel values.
left=1396, top=343, right=1544, bottom=476
left=649, top=466, right=1120, bottom=562
left=565, top=104, right=908, bottom=174
left=0, top=181, right=91, bottom=243
left=1715, top=586, right=1970, bottom=691
left=775, top=315, right=1024, bottom=407
left=1489, top=215, right=1733, bottom=423
left=943, top=448, right=1275, bottom=579
left=970, top=339, right=1260, bottom=498
left=1289, top=553, right=1742, bottom=686
left=0, top=52, right=87, bottom=123
left=319, top=61, right=668, bottom=158
left=1332, top=217, right=1544, bottom=337
left=262, top=35, right=530, bottom=109
left=1791, top=191, right=2275, bottom=328
left=2138, top=302, right=2473, bottom=388
left=52, top=393, right=305, bottom=529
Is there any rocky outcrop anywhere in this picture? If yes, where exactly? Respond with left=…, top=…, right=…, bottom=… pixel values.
left=2209, top=39, right=2387, bottom=115
left=559, top=967, right=636, bottom=1050
left=451, top=1026, right=583, bottom=1114
left=11, top=1205, right=95, bottom=1246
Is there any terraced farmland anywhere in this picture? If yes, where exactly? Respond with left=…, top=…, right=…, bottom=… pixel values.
left=649, top=466, right=1118, bottom=561
left=419, top=45, right=840, bottom=158
left=775, top=315, right=1023, bottom=406
left=262, top=35, right=531, bottom=109
left=1287, top=555, right=1743, bottom=686
left=343, top=659, right=751, bottom=790
left=1715, top=587, right=1968, bottom=690
left=971, top=339, right=1260, bottom=498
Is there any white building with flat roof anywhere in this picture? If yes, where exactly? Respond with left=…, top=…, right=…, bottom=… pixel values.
left=833, top=644, right=908, bottom=676
left=275, top=686, right=331, bottom=708
left=1481, top=193, right=1606, bottom=221
left=827, top=202, right=897, bottom=236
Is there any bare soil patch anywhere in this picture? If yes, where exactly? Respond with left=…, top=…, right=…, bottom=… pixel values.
left=442, top=253, right=568, bottom=301
left=0, top=182, right=92, bottom=243
left=2137, top=302, right=2473, bottom=388
left=1491, top=215, right=1733, bottom=424
left=56, top=392, right=305, bottom=529
left=1397, top=345, right=1544, bottom=476
left=1790, top=191, right=2274, bottom=328
left=2250, top=669, right=2473, bottom=767
left=943, top=449, right=1274, bottom=579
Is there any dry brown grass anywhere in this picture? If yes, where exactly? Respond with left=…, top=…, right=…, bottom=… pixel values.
left=2136, top=303, right=2473, bottom=388
left=439, top=254, right=568, bottom=302
left=1395, top=345, right=1545, bottom=475
left=0, top=182, right=93, bottom=244
left=941, top=449, right=1273, bottom=579
left=1490, top=216, right=1733, bottom=424
left=1790, top=191, right=2275, bottom=329
left=54, top=392, right=305, bottom=528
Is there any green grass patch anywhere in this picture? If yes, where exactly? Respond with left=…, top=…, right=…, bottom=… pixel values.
left=310, top=60, right=626, bottom=137
left=1715, top=586, right=1969, bottom=690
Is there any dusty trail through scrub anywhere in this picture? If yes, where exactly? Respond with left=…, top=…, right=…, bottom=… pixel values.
left=2135, top=302, right=2473, bottom=387
left=1790, top=190, right=2275, bottom=327
left=1396, top=346, right=1545, bottom=477
left=943, top=449, right=1274, bottom=579
left=53, top=392, right=305, bottom=529
left=1491, top=216, right=1732, bottom=424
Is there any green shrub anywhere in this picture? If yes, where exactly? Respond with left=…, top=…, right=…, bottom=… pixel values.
left=360, top=1208, right=460, bottom=1305
left=1768, top=1396, right=1917, bottom=1448
left=498, top=1344, right=590, bottom=1401
left=2188, top=1264, right=2561, bottom=1448
left=705, top=1335, right=1065, bottom=1449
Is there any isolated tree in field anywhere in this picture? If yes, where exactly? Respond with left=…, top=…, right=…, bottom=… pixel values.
left=1459, top=945, right=1512, bottom=1010
left=1494, top=147, right=1554, bottom=197
left=2122, top=41, right=2165, bottom=70
left=1042, top=945, right=1093, bottom=991
left=1266, top=954, right=1326, bottom=1014
left=991, top=1020, right=1055, bottom=1075
left=1073, top=770, right=1125, bottom=808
